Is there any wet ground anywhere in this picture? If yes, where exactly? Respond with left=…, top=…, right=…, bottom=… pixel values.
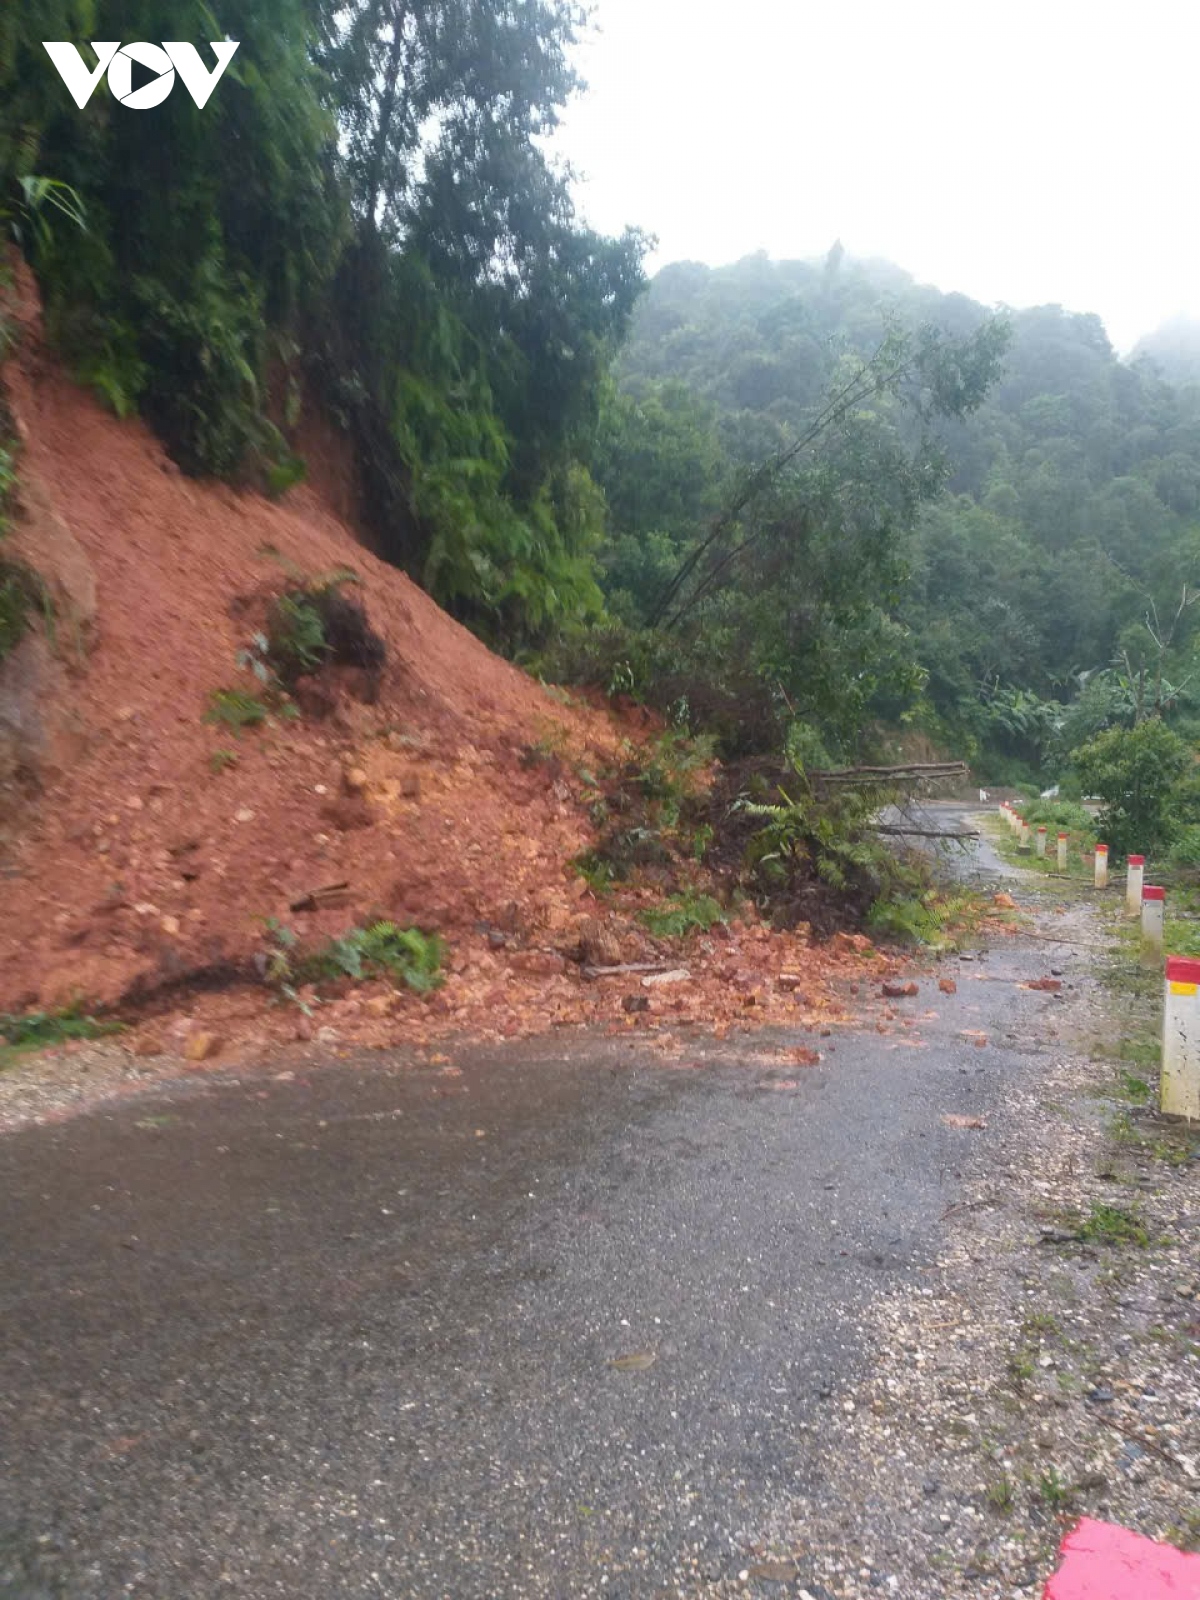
left=0, top=810, right=1075, bottom=1598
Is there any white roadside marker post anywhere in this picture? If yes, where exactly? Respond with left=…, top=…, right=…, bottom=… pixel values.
left=1019, top=817, right=1031, bottom=852
left=1094, top=843, right=1109, bottom=889
left=1142, top=886, right=1165, bottom=967
left=1036, top=825, right=1047, bottom=859
left=1163, top=955, right=1200, bottom=1120
left=1057, top=832, right=1068, bottom=872
left=1126, top=854, right=1145, bottom=917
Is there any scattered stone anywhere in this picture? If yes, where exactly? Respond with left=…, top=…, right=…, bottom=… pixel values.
left=938, top=977, right=957, bottom=995
left=622, top=994, right=650, bottom=1014
left=508, top=950, right=567, bottom=977
left=233, top=808, right=255, bottom=824
left=882, top=981, right=919, bottom=999
left=320, top=794, right=375, bottom=832
left=609, top=1350, right=657, bottom=1372
left=642, top=968, right=691, bottom=987
left=182, top=1031, right=222, bottom=1062
left=746, top=1560, right=798, bottom=1582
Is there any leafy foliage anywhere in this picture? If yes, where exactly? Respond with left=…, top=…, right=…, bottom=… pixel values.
left=601, top=252, right=1200, bottom=764
left=309, top=922, right=445, bottom=991
left=640, top=893, right=725, bottom=940
left=1, top=0, right=646, bottom=645
left=1070, top=720, right=1191, bottom=857
left=204, top=687, right=270, bottom=734
left=0, top=1003, right=120, bottom=1054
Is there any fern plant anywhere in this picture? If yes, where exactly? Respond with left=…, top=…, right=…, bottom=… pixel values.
left=640, top=893, right=725, bottom=939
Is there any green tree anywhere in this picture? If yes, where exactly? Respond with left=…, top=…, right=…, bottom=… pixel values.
left=1071, top=720, right=1190, bottom=857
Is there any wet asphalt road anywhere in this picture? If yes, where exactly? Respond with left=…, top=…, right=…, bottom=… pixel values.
left=0, top=815, right=1063, bottom=1598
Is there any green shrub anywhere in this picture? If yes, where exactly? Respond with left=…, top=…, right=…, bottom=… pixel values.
left=266, top=592, right=327, bottom=682
left=0, top=1003, right=121, bottom=1057
left=867, top=894, right=945, bottom=945
left=1070, top=720, right=1190, bottom=858
left=639, top=892, right=725, bottom=939
left=261, top=575, right=384, bottom=691
left=1017, top=798, right=1096, bottom=836
left=307, top=923, right=445, bottom=991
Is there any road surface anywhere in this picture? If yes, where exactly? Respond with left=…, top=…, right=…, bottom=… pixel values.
left=1, top=813, right=1067, bottom=1598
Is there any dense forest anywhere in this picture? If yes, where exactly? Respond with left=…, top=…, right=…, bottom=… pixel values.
left=6, top=4, right=1200, bottom=876
left=1, top=0, right=647, bottom=640
left=592, top=252, right=1200, bottom=782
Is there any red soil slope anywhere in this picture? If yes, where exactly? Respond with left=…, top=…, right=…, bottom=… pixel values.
left=0, top=264, right=893, bottom=1059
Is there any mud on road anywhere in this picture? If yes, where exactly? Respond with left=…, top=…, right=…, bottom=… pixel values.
left=1, top=812, right=1197, bottom=1598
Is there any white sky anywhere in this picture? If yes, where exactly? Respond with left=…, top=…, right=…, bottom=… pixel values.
left=551, top=0, right=1200, bottom=352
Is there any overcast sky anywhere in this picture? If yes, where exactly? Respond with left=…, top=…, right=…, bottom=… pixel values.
left=551, top=0, right=1200, bottom=352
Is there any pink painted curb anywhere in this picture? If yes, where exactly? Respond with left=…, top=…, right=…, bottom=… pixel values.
left=1042, top=1517, right=1200, bottom=1598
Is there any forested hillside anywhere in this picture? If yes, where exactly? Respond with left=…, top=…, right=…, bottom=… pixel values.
left=1, top=1, right=645, bottom=642
left=6, top=6, right=1200, bottom=956
left=595, top=250, right=1200, bottom=778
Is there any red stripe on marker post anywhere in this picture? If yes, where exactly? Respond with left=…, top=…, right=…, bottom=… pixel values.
left=1166, top=955, right=1200, bottom=984
left=1143, top=886, right=1165, bottom=902
left=1128, top=854, right=1145, bottom=867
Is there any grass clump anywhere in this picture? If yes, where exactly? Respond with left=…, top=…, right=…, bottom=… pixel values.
left=640, top=891, right=725, bottom=939
left=205, top=687, right=270, bottom=734
left=1077, top=1202, right=1150, bottom=1248
left=0, top=1004, right=121, bottom=1065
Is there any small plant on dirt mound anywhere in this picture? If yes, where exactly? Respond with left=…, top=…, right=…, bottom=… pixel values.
left=307, top=922, right=445, bottom=991
left=640, top=892, right=725, bottom=939
left=205, top=686, right=270, bottom=734
left=263, top=571, right=386, bottom=692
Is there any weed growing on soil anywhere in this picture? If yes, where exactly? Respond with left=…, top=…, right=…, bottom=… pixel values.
left=1165, top=1508, right=1200, bottom=1552
left=1116, top=1066, right=1152, bottom=1105
left=308, top=923, right=445, bottom=991
left=1036, top=1468, right=1072, bottom=1511
left=984, top=1476, right=1016, bottom=1515
left=1077, top=1202, right=1150, bottom=1248
left=208, top=748, right=239, bottom=774
left=271, top=575, right=384, bottom=690
left=571, top=849, right=616, bottom=895
left=0, top=1004, right=120, bottom=1065
left=640, top=892, right=725, bottom=939
left=205, top=686, right=270, bottom=734
left=268, top=591, right=327, bottom=680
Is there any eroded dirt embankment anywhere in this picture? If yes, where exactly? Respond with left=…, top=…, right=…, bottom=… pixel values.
left=0, top=260, right=924, bottom=1069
